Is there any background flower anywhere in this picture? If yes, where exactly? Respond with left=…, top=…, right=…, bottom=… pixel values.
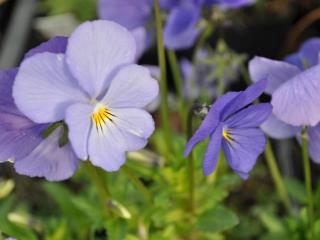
left=184, top=79, right=271, bottom=179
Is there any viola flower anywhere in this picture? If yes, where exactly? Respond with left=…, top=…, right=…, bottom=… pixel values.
left=13, top=20, right=159, bottom=172
left=184, top=80, right=271, bottom=179
left=249, top=37, right=320, bottom=162
left=0, top=37, right=79, bottom=181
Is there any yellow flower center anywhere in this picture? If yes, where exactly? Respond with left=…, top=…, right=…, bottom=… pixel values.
left=91, top=104, right=114, bottom=133
left=222, top=128, right=233, bottom=142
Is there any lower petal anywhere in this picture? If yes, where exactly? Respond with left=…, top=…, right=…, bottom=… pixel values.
left=261, top=113, right=300, bottom=139
left=307, top=125, right=320, bottom=163
left=88, top=125, right=126, bottom=172
left=14, top=127, right=79, bottom=181
left=222, top=128, right=266, bottom=179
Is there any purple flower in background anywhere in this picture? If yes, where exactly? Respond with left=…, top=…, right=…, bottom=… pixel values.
left=13, top=20, right=158, bottom=172
left=98, top=0, right=256, bottom=51
left=0, top=37, right=79, bottom=181
left=184, top=80, right=271, bottom=179
left=249, top=37, right=320, bottom=163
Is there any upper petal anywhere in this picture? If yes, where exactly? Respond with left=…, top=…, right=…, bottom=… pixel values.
left=164, top=5, right=200, bottom=50
left=285, top=38, right=320, bottom=69
left=261, top=113, right=300, bottom=139
left=249, top=56, right=301, bottom=94
left=221, top=79, right=267, bottom=120
left=222, top=128, right=266, bottom=179
left=14, top=126, right=79, bottom=181
left=66, top=20, right=136, bottom=98
left=0, top=69, right=19, bottom=114
left=24, top=36, right=68, bottom=59
left=271, top=64, right=320, bottom=126
left=183, top=92, right=239, bottom=156
left=13, top=53, right=88, bottom=123
left=202, top=124, right=223, bottom=176
left=102, top=64, right=159, bottom=108
left=224, top=103, right=272, bottom=128
left=98, top=0, right=151, bottom=30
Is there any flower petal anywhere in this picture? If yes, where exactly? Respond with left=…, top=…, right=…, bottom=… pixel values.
left=222, top=128, right=266, bottom=179
left=249, top=56, right=301, bottom=94
left=0, top=112, right=47, bottom=162
left=307, top=125, right=320, bottom=163
left=24, top=36, right=68, bottom=59
left=13, top=53, right=88, bottom=123
left=224, top=103, right=272, bottom=128
left=88, top=125, right=126, bottom=172
left=271, top=64, right=320, bottom=126
left=222, top=79, right=267, bottom=120
left=65, top=103, right=94, bottom=160
left=285, top=38, right=320, bottom=69
left=14, top=127, right=79, bottom=181
left=131, top=27, right=148, bottom=60
left=110, top=108, right=155, bottom=139
left=102, top=64, right=159, bottom=108
left=0, top=69, right=19, bottom=114
left=98, top=0, right=151, bottom=30
left=202, top=124, right=223, bottom=176
left=261, top=113, right=300, bottom=139
left=164, top=5, right=200, bottom=50
left=66, top=20, right=136, bottom=98
left=183, top=92, right=239, bottom=156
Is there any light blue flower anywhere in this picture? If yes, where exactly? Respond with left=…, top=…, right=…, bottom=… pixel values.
left=13, top=20, right=159, bottom=172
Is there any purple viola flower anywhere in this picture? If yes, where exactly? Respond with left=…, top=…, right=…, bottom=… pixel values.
left=13, top=20, right=159, bottom=172
left=249, top=38, right=320, bottom=163
left=184, top=80, right=272, bottom=179
left=163, top=3, right=201, bottom=50
left=0, top=37, right=79, bottom=181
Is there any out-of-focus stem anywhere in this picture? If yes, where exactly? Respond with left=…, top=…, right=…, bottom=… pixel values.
left=153, top=0, right=172, bottom=156
left=122, top=165, right=152, bottom=202
left=86, top=162, right=110, bottom=214
left=301, top=127, right=315, bottom=239
left=264, top=140, right=291, bottom=211
left=167, top=49, right=187, bottom=130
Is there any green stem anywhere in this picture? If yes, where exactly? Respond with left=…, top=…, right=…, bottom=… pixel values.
left=186, top=105, right=200, bottom=215
left=167, top=49, right=187, bottom=130
left=264, top=140, right=291, bottom=211
left=121, top=165, right=152, bottom=202
left=301, top=127, right=315, bottom=239
left=154, top=0, right=172, bottom=155
left=86, top=162, right=110, bottom=214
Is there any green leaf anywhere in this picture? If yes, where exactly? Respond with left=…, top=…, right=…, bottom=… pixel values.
left=0, top=197, right=37, bottom=240
left=196, top=205, right=239, bottom=233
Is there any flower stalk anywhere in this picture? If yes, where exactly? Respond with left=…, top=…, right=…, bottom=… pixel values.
left=301, top=127, right=315, bottom=239
left=154, top=0, right=172, bottom=155
left=264, top=140, right=291, bottom=211
left=167, top=49, right=187, bottom=130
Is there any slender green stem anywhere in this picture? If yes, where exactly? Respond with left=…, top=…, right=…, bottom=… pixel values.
left=186, top=105, right=201, bottom=215
left=264, top=140, right=291, bottom=211
left=86, top=162, right=110, bottom=214
left=167, top=49, right=187, bottom=130
left=154, top=0, right=172, bottom=155
left=301, top=127, right=315, bottom=239
left=121, top=165, right=152, bottom=202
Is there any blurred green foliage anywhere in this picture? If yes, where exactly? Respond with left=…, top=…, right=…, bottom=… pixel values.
left=40, top=0, right=97, bottom=21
